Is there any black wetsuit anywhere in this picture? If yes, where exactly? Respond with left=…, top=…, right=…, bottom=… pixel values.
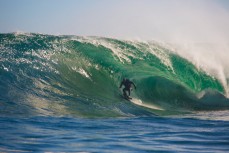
left=119, top=79, right=136, bottom=98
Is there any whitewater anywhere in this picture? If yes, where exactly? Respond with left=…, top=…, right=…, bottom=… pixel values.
left=0, top=33, right=229, bottom=152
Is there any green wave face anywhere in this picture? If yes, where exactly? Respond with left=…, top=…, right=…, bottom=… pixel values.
left=0, top=33, right=228, bottom=117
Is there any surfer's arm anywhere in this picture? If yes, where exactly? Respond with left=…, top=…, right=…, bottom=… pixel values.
left=119, top=81, right=123, bottom=88
left=132, top=82, right=136, bottom=89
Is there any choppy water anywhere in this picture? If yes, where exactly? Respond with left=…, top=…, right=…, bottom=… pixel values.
left=1, top=115, right=229, bottom=152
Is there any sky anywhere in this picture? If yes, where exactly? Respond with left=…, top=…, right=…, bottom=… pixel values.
left=0, top=0, right=229, bottom=42
left=1, top=0, right=229, bottom=89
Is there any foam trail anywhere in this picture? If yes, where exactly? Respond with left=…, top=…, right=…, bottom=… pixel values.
left=131, top=98, right=164, bottom=111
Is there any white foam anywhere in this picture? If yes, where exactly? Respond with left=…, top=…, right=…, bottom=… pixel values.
left=72, top=67, right=91, bottom=80
left=171, top=43, right=229, bottom=97
left=130, top=98, right=164, bottom=111
left=2, top=64, right=9, bottom=71
left=77, top=37, right=135, bottom=63
left=148, top=44, right=174, bottom=73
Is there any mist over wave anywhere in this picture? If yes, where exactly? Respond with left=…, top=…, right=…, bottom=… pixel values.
left=0, top=33, right=229, bottom=117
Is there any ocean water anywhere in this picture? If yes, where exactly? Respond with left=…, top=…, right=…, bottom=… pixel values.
left=0, top=33, right=229, bottom=152
left=1, top=115, right=229, bottom=153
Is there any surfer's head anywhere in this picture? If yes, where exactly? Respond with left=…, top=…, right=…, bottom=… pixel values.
left=123, top=78, right=130, bottom=82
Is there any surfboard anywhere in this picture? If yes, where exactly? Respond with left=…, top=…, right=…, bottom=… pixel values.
left=124, top=95, right=132, bottom=101
left=120, top=94, right=132, bottom=101
left=130, top=98, right=143, bottom=105
left=130, top=98, right=163, bottom=110
left=120, top=94, right=163, bottom=110
left=122, top=95, right=143, bottom=105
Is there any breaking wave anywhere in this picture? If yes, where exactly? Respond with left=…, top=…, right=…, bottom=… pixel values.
left=0, top=33, right=229, bottom=117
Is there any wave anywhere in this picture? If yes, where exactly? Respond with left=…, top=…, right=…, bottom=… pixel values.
left=0, top=33, right=229, bottom=117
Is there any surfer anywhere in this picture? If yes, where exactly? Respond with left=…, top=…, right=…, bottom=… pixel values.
left=119, top=78, right=136, bottom=99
